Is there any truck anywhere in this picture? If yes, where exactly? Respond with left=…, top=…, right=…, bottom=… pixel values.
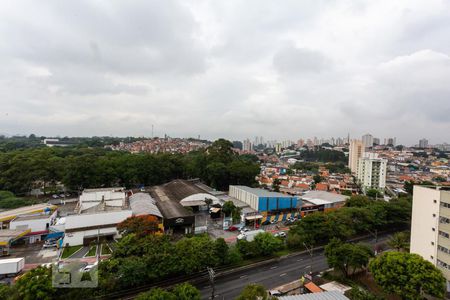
left=237, top=229, right=265, bottom=242
left=0, top=258, right=25, bottom=278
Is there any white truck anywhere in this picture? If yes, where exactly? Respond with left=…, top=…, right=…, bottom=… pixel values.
left=0, top=258, right=25, bottom=278
left=237, top=229, right=265, bottom=242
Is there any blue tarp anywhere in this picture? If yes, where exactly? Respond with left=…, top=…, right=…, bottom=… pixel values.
left=45, top=232, right=64, bottom=240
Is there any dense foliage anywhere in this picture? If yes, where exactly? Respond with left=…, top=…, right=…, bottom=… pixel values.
left=0, top=190, right=34, bottom=209
left=236, top=284, right=275, bottom=300
left=117, top=215, right=161, bottom=237
left=236, top=232, right=284, bottom=259
left=324, top=238, right=373, bottom=277
left=136, top=283, right=200, bottom=300
left=291, top=161, right=350, bottom=174
left=299, top=149, right=347, bottom=163
left=0, top=139, right=259, bottom=195
left=288, top=195, right=411, bottom=248
left=369, top=252, right=446, bottom=300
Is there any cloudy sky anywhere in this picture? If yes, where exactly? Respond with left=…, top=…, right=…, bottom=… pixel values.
left=1, top=0, right=449, bottom=145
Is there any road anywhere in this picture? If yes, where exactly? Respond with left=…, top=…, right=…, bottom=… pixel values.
left=199, top=235, right=389, bottom=300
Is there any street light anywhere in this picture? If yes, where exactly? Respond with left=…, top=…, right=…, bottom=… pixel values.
left=303, top=242, right=313, bottom=276
left=207, top=267, right=216, bottom=299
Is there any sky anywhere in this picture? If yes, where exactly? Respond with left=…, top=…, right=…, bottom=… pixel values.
left=1, top=0, right=449, bottom=146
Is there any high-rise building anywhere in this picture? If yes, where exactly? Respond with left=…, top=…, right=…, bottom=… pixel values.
left=373, top=138, right=380, bottom=145
left=419, top=138, right=429, bottom=148
left=362, top=134, right=374, bottom=148
left=384, top=137, right=396, bottom=146
left=410, top=186, right=450, bottom=290
left=297, top=139, right=305, bottom=147
left=356, top=153, right=387, bottom=193
left=275, top=143, right=283, bottom=153
left=348, top=140, right=365, bottom=173
left=243, top=139, right=252, bottom=152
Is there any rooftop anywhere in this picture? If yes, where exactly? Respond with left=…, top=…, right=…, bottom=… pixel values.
left=129, top=193, right=163, bottom=218
left=278, top=291, right=349, bottom=300
left=83, top=187, right=125, bottom=193
left=0, top=204, right=56, bottom=222
left=12, top=213, right=53, bottom=221
left=301, top=191, right=349, bottom=204
left=230, top=185, right=297, bottom=198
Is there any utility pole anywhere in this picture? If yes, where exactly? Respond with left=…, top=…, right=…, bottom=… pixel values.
left=303, top=242, right=313, bottom=276
left=207, top=267, right=216, bottom=299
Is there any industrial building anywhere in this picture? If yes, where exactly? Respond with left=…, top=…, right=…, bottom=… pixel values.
left=150, top=179, right=220, bottom=234
left=229, top=186, right=298, bottom=212
left=300, top=191, right=349, bottom=215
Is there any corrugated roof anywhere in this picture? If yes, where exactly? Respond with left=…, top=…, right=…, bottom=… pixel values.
left=278, top=291, right=350, bottom=300
left=230, top=185, right=298, bottom=198
left=129, top=193, right=162, bottom=218
left=301, top=191, right=348, bottom=204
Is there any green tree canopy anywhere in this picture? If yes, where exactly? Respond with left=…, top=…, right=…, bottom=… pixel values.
left=369, top=252, right=446, bottom=300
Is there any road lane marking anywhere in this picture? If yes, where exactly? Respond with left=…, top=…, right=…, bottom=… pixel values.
left=296, top=259, right=303, bottom=262
left=240, top=275, right=247, bottom=278
left=280, top=273, right=287, bottom=277
left=305, top=265, right=311, bottom=269
left=270, top=266, right=278, bottom=269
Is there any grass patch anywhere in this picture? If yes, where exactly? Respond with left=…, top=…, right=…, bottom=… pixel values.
left=101, top=244, right=112, bottom=255
left=86, top=245, right=97, bottom=257
left=61, top=245, right=82, bottom=259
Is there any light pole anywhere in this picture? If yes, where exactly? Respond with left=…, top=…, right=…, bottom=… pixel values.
left=207, top=267, right=216, bottom=299
left=303, top=242, right=313, bottom=276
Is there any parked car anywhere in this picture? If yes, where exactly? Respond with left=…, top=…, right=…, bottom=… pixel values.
left=43, top=238, right=58, bottom=248
left=274, top=232, right=286, bottom=238
left=228, top=226, right=238, bottom=231
left=240, top=228, right=250, bottom=234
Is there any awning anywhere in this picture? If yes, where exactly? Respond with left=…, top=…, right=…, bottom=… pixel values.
left=210, top=207, right=221, bottom=213
left=245, top=215, right=263, bottom=220
left=305, top=282, right=323, bottom=293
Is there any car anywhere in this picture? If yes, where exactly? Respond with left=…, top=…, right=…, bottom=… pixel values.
left=228, top=226, right=238, bottom=231
left=43, top=242, right=57, bottom=248
left=59, top=194, right=65, bottom=198
left=274, top=232, right=286, bottom=238
left=81, top=264, right=96, bottom=273
left=52, top=194, right=59, bottom=199
left=240, top=228, right=250, bottom=234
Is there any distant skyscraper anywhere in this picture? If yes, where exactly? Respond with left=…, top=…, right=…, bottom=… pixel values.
left=243, top=139, right=252, bottom=152
left=348, top=140, right=365, bottom=173
left=356, top=153, right=387, bottom=193
left=361, top=134, right=374, bottom=148
left=419, top=138, right=429, bottom=148
left=373, top=138, right=380, bottom=145
left=297, top=139, right=305, bottom=147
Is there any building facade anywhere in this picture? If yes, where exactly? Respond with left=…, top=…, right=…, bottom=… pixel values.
left=356, top=153, right=387, bottom=193
left=419, top=138, right=429, bottom=148
left=361, top=134, right=373, bottom=148
left=410, top=186, right=450, bottom=290
left=348, top=140, right=365, bottom=174
left=229, top=186, right=298, bottom=212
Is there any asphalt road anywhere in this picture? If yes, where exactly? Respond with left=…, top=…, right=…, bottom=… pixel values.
left=199, top=235, right=389, bottom=300
left=199, top=250, right=327, bottom=300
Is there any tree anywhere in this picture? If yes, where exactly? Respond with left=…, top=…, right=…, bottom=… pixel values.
left=313, top=174, right=322, bottom=184
left=253, top=232, right=283, bottom=256
left=366, top=189, right=382, bottom=198
left=369, top=252, right=446, bottom=300
left=345, top=195, right=370, bottom=207
left=272, top=178, right=281, bottom=192
left=172, top=283, right=201, bottom=300
left=13, top=266, right=56, bottom=300
left=324, top=238, right=373, bottom=277
left=222, top=201, right=236, bottom=217
left=387, top=232, right=409, bottom=252
left=214, top=238, right=229, bottom=265
left=236, top=284, right=269, bottom=300
left=117, top=215, right=161, bottom=238
left=204, top=197, right=213, bottom=211
left=136, top=288, right=176, bottom=300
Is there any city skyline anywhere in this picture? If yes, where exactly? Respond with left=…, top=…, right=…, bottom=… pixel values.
left=1, top=1, right=450, bottom=145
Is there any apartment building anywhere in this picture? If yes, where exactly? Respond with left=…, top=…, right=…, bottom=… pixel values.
left=356, top=153, right=387, bottom=193
left=348, top=140, right=365, bottom=174
left=410, top=185, right=450, bottom=290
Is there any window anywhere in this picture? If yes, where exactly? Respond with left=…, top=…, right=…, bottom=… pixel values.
left=441, top=202, right=450, bottom=208
left=433, top=227, right=436, bottom=231
left=434, top=200, right=437, bottom=203
left=438, top=245, right=450, bottom=254
left=439, top=230, right=450, bottom=238
left=440, top=216, right=450, bottom=224
left=433, top=214, right=436, bottom=217
left=438, top=259, right=450, bottom=269
left=432, top=242, right=435, bottom=245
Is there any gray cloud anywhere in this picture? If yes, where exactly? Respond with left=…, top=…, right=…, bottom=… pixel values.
left=0, top=1, right=450, bottom=145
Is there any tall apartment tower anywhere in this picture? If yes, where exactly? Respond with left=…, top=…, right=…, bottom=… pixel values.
left=410, top=186, right=450, bottom=290
left=348, top=139, right=365, bottom=173
left=356, top=153, right=387, bottom=193
left=419, top=138, right=429, bottom=148
left=361, top=134, right=374, bottom=148
left=243, top=139, right=252, bottom=152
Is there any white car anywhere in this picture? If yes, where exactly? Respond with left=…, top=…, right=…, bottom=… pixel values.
left=274, top=232, right=286, bottom=238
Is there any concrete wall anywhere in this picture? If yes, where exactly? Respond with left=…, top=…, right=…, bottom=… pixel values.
left=64, top=226, right=120, bottom=246
left=410, top=186, right=440, bottom=265
left=10, top=211, right=57, bottom=233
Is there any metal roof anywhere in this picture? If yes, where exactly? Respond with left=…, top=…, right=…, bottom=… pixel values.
left=129, top=193, right=162, bottom=218
left=278, top=291, right=350, bottom=300
left=230, top=185, right=297, bottom=198
left=301, top=191, right=348, bottom=204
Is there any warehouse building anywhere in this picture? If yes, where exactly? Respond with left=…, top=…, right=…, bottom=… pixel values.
left=229, top=186, right=298, bottom=212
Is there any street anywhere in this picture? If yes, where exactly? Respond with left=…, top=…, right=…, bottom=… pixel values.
left=199, top=235, right=389, bottom=300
